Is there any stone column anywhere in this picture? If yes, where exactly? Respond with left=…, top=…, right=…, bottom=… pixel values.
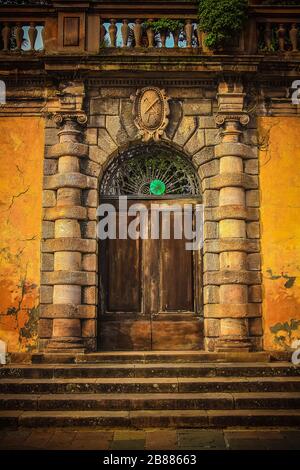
left=204, top=82, right=261, bottom=352
left=41, top=113, right=95, bottom=353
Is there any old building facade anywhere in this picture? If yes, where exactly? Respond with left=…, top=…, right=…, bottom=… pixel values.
left=0, top=0, right=300, bottom=359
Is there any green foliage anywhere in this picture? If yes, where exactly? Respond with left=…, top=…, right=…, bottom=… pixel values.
left=257, top=24, right=279, bottom=52
left=197, top=0, right=249, bottom=49
left=19, top=306, right=39, bottom=341
left=270, top=319, right=300, bottom=350
left=270, top=319, right=300, bottom=335
left=144, top=19, right=184, bottom=36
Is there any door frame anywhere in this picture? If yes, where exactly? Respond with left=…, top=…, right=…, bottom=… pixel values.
left=97, top=195, right=203, bottom=350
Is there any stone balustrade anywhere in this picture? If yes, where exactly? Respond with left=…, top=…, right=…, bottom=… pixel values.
left=0, top=22, right=44, bottom=52
left=1, top=12, right=300, bottom=56
left=257, top=21, right=299, bottom=53
left=100, top=18, right=201, bottom=49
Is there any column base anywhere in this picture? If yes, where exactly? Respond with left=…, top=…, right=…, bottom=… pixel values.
left=46, top=337, right=85, bottom=353
left=215, top=336, right=251, bottom=353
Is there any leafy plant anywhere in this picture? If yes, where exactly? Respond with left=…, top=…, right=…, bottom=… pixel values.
left=270, top=319, right=300, bottom=350
left=197, top=0, right=249, bottom=49
left=257, top=23, right=279, bottom=52
left=127, top=24, right=161, bottom=48
left=144, top=19, right=184, bottom=37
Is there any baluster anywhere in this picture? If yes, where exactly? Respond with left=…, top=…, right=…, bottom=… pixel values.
left=255, top=21, right=260, bottom=53
left=146, top=19, right=155, bottom=48
left=173, top=31, right=179, bottom=48
left=108, top=19, right=117, bottom=47
left=121, top=19, right=129, bottom=47
left=100, top=20, right=106, bottom=45
left=40, top=25, right=45, bottom=51
left=289, top=23, right=298, bottom=52
left=160, top=30, right=167, bottom=48
left=173, top=25, right=180, bottom=48
left=1, top=22, right=10, bottom=52
left=134, top=19, right=142, bottom=48
left=28, top=22, right=37, bottom=51
left=185, top=19, right=193, bottom=48
left=200, top=31, right=210, bottom=53
left=264, top=22, right=272, bottom=50
left=15, top=23, right=24, bottom=50
left=196, top=23, right=202, bottom=49
left=277, top=23, right=286, bottom=52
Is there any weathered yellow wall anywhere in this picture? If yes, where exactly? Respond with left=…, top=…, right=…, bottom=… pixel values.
left=259, top=117, right=300, bottom=351
left=0, top=117, right=44, bottom=352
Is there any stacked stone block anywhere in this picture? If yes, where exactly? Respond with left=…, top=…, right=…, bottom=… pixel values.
left=201, top=83, right=262, bottom=352
left=39, top=115, right=97, bottom=352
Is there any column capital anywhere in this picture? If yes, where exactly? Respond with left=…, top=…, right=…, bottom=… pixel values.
left=215, top=112, right=250, bottom=143
left=215, top=81, right=250, bottom=141
left=215, top=113, right=250, bottom=128
left=53, top=112, right=88, bottom=128
left=53, top=112, right=87, bottom=144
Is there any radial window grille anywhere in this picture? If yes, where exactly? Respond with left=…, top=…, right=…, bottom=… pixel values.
left=100, top=144, right=201, bottom=197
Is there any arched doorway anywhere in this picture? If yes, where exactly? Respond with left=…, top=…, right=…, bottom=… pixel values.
left=98, top=143, right=203, bottom=350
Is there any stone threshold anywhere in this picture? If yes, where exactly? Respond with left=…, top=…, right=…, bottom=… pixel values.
left=5, top=350, right=285, bottom=365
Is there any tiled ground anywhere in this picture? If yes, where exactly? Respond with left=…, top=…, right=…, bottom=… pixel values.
left=0, top=428, right=300, bottom=450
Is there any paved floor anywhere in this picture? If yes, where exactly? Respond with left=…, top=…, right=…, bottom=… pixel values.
left=0, top=428, right=300, bottom=450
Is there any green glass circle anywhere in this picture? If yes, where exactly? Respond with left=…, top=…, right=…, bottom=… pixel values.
left=150, top=179, right=166, bottom=196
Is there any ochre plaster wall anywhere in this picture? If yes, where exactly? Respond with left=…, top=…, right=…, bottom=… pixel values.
left=0, top=117, right=44, bottom=352
left=259, top=117, right=300, bottom=351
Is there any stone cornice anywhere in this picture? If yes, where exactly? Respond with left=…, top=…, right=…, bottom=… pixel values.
left=0, top=54, right=300, bottom=80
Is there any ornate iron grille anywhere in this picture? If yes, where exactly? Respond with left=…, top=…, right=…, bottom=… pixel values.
left=100, top=143, right=201, bottom=197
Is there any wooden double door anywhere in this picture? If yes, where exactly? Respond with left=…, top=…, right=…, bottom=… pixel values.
left=98, top=198, right=203, bottom=350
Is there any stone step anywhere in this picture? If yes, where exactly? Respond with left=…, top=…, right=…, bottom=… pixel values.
left=30, top=351, right=271, bottom=365
left=1, top=376, right=300, bottom=394
left=1, top=362, right=299, bottom=379
left=1, top=409, right=300, bottom=428
left=1, top=392, right=300, bottom=411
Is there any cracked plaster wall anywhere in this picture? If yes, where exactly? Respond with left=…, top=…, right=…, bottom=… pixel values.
left=259, top=117, right=300, bottom=351
left=0, top=117, right=44, bottom=352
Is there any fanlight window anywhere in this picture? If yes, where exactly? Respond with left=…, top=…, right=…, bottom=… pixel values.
left=100, top=144, right=201, bottom=198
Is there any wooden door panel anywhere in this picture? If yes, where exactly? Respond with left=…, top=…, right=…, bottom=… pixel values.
left=158, top=211, right=194, bottom=313
left=106, top=219, right=142, bottom=313
left=152, top=320, right=203, bottom=350
left=160, top=236, right=194, bottom=312
left=143, top=237, right=159, bottom=316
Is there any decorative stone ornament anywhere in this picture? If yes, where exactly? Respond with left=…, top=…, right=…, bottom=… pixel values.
left=131, top=87, right=170, bottom=142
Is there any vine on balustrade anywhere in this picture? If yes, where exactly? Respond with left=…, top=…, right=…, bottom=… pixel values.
left=144, top=19, right=184, bottom=36
left=197, top=0, right=249, bottom=50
